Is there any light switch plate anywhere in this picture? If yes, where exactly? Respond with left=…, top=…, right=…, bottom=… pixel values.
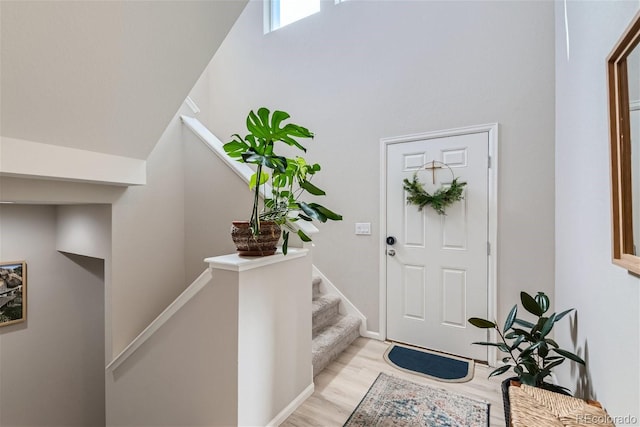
left=355, top=222, right=371, bottom=235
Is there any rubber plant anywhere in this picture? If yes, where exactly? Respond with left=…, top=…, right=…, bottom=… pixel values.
left=468, top=291, right=585, bottom=394
left=223, top=107, right=342, bottom=254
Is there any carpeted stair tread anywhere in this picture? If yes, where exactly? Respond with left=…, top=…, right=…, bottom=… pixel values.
left=312, top=314, right=361, bottom=376
left=312, top=294, right=341, bottom=332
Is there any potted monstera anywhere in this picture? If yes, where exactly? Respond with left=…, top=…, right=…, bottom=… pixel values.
left=468, top=291, right=586, bottom=425
left=223, top=107, right=342, bottom=256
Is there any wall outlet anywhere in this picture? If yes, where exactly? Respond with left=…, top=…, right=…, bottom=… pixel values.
left=355, top=222, right=371, bottom=235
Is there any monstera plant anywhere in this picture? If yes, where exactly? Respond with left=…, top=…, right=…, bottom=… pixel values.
left=223, top=107, right=341, bottom=256
left=468, top=291, right=585, bottom=394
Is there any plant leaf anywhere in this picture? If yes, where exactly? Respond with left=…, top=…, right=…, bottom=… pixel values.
left=553, top=348, right=586, bottom=365
left=521, top=291, right=543, bottom=316
left=249, top=171, right=269, bottom=190
left=300, top=180, right=326, bottom=196
left=270, top=109, right=290, bottom=132
left=510, top=334, right=526, bottom=350
left=468, top=318, right=496, bottom=328
left=282, top=231, right=289, bottom=255
left=297, top=229, right=312, bottom=242
left=543, top=358, right=565, bottom=371
left=298, top=202, right=327, bottom=222
left=555, top=308, right=575, bottom=322
left=520, top=341, right=543, bottom=358
left=488, top=365, right=511, bottom=378
left=511, top=328, right=534, bottom=341
left=245, top=108, right=312, bottom=152
left=471, top=341, right=504, bottom=347
left=535, top=292, right=550, bottom=314
left=308, top=203, right=343, bottom=221
left=539, top=313, right=557, bottom=338
left=538, top=342, right=549, bottom=358
left=545, top=338, right=559, bottom=348
left=504, top=304, right=518, bottom=333
left=513, top=318, right=535, bottom=328
left=532, top=317, right=546, bottom=335
left=223, top=139, right=249, bottom=158
left=519, top=373, right=536, bottom=386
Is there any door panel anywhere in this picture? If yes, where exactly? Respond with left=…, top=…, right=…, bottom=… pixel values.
left=386, top=131, right=489, bottom=361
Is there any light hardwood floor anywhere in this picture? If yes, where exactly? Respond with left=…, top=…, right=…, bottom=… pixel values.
left=282, top=338, right=508, bottom=426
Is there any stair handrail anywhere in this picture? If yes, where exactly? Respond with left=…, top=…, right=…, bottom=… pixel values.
left=105, top=268, right=213, bottom=373
left=180, top=115, right=319, bottom=238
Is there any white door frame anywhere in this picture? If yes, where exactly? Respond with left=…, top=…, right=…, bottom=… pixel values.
left=379, top=123, right=499, bottom=366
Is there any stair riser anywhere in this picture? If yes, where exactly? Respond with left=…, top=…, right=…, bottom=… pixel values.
left=312, top=277, right=322, bottom=299
left=312, top=324, right=360, bottom=377
left=312, top=303, right=340, bottom=333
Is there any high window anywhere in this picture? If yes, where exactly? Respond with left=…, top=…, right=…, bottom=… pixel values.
left=268, top=0, right=320, bottom=32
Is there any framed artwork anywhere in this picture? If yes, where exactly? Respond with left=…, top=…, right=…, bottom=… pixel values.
left=0, top=261, right=26, bottom=327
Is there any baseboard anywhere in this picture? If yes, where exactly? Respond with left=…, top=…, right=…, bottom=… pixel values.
left=312, top=265, right=369, bottom=336
left=361, top=330, right=382, bottom=340
left=266, top=382, right=314, bottom=427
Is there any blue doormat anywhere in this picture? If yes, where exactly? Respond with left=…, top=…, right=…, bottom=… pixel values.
left=383, top=343, right=474, bottom=383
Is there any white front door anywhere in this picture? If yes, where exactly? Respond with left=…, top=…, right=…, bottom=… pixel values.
left=385, top=130, right=491, bottom=361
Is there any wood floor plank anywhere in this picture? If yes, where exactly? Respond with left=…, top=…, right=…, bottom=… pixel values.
left=281, top=338, right=507, bottom=426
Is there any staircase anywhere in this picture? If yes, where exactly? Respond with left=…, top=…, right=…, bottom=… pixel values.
left=312, top=276, right=361, bottom=377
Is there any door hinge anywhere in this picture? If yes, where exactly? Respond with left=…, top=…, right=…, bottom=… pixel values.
left=488, top=156, right=492, bottom=168
left=487, top=242, right=491, bottom=255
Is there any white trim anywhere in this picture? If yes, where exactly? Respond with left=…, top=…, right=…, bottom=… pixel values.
left=206, top=248, right=308, bottom=272
left=486, top=124, right=499, bottom=367
left=180, top=115, right=318, bottom=238
left=379, top=123, right=499, bottom=367
left=266, top=382, right=314, bottom=427
left=312, top=265, right=380, bottom=338
left=105, top=268, right=213, bottom=373
left=0, top=136, right=146, bottom=186
left=184, top=96, right=200, bottom=115
left=379, top=136, right=389, bottom=344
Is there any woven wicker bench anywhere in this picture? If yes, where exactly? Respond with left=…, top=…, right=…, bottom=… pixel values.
left=508, top=381, right=615, bottom=427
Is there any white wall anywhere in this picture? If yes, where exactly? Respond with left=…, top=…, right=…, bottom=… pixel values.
left=109, top=108, right=189, bottom=358
left=0, top=0, right=247, bottom=160
left=236, top=252, right=312, bottom=426
left=555, top=1, right=640, bottom=422
left=182, top=121, right=257, bottom=283
left=0, top=205, right=105, bottom=426
left=106, top=272, right=239, bottom=427
left=57, top=205, right=111, bottom=259
left=200, top=0, right=556, bottom=333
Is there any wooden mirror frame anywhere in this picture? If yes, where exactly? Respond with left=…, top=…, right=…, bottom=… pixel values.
left=609, top=10, right=640, bottom=275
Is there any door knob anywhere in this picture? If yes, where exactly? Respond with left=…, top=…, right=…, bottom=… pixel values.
left=387, top=249, right=396, bottom=257
left=386, top=236, right=397, bottom=245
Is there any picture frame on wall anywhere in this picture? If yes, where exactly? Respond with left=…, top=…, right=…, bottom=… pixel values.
left=0, top=261, right=26, bottom=327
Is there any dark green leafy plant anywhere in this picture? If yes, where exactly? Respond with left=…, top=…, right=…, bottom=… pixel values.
left=468, top=291, right=585, bottom=394
left=223, top=107, right=342, bottom=253
left=403, top=174, right=466, bottom=215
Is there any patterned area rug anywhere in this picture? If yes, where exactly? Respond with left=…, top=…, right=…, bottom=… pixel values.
left=343, top=373, right=489, bottom=427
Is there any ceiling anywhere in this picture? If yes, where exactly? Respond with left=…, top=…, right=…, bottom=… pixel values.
left=0, top=0, right=247, bottom=160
